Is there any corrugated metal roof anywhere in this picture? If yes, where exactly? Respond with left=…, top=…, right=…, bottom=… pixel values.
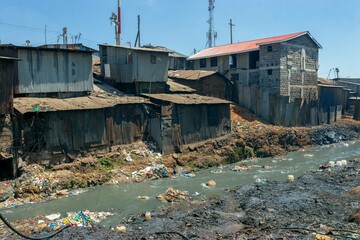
left=142, top=93, right=230, bottom=105
left=188, top=31, right=321, bottom=60
left=168, top=70, right=217, bottom=80
left=98, top=44, right=171, bottom=53
left=167, top=79, right=196, bottom=93
left=1, top=44, right=93, bottom=53
left=14, top=94, right=149, bottom=114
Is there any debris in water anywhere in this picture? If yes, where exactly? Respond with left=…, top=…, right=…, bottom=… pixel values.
left=137, top=195, right=150, bottom=200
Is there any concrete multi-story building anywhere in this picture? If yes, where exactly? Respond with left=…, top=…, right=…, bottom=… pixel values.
left=188, top=31, right=322, bottom=102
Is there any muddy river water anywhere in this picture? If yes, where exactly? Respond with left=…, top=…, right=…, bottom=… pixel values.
left=2, top=141, right=360, bottom=227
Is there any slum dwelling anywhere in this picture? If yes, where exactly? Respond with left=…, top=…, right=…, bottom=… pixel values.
left=143, top=93, right=231, bottom=153
left=99, top=44, right=170, bottom=95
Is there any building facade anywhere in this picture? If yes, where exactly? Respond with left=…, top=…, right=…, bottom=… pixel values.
left=188, top=31, right=321, bottom=102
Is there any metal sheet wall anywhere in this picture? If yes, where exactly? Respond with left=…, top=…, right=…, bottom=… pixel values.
left=23, top=104, right=148, bottom=152
left=0, top=59, right=15, bottom=114
left=16, top=49, right=92, bottom=94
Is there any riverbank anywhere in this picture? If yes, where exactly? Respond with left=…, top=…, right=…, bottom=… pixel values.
left=2, top=159, right=359, bottom=239
left=1, top=105, right=360, bottom=209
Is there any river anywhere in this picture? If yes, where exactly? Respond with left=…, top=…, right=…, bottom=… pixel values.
left=1, top=140, right=360, bottom=227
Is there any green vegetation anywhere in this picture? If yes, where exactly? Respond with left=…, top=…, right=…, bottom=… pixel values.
left=99, top=156, right=113, bottom=169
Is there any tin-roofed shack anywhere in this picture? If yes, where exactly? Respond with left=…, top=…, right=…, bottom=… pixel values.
left=0, top=45, right=93, bottom=97
left=0, top=56, right=21, bottom=178
left=13, top=94, right=151, bottom=162
left=168, top=70, right=232, bottom=100
left=143, top=93, right=231, bottom=153
left=99, top=45, right=169, bottom=95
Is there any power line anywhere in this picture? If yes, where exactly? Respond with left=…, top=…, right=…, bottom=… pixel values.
left=0, top=22, right=60, bottom=34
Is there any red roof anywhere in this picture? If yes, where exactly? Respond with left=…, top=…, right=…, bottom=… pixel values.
left=188, top=31, right=320, bottom=60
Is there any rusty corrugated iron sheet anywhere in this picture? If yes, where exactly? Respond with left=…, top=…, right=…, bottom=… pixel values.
left=142, top=93, right=230, bottom=105
left=14, top=94, right=149, bottom=114
left=188, top=31, right=317, bottom=60
left=166, top=79, right=196, bottom=93
left=168, top=70, right=217, bottom=80
left=0, top=56, right=19, bottom=114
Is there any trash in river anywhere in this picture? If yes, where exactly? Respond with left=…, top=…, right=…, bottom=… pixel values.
left=211, top=169, right=222, bottom=173
left=304, top=153, right=314, bottom=157
left=137, top=195, right=150, bottom=200
left=144, top=211, right=151, bottom=221
left=131, top=162, right=168, bottom=179
left=329, top=161, right=335, bottom=167
left=232, top=165, right=252, bottom=171
left=181, top=173, right=196, bottom=178
left=287, top=175, right=294, bottom=183
left=115, top=225, right=127, bottom=233
left=45, top=213, right=61, bottom=221
left=207, top=180, right=216, bottom=187
left=255, top=178, right=268, bottom=184
left=156, top=188, right=189, bottom=203
left=336, top=161, right=343, bottom=167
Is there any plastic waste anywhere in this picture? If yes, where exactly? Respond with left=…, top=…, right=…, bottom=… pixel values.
left=45, top=213, right=61, bottom=221
left=336, top=161, right=343, bottom=167
left=287, top=175, right=294, bottom=183
left=145, top=211, right=151, bottom=221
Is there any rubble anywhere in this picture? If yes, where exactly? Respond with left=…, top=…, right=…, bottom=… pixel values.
left=156, top=188, right=189, bottom=203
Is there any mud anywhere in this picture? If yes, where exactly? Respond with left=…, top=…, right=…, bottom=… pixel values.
left=121, top=160, right=360, bottom=239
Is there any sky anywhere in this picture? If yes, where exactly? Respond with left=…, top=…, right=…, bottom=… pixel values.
left=0, top=0, right=359, bottom=78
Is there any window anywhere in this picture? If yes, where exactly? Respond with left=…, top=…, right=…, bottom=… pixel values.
left=267, top=69, right=273, bottom=75
left=267, top=46, right=273, bottom=52
left=210, top=57, right=217, bottom=67
left=200, top=58, right=206, bottom=68
left=229, top=54, right=237, bottom=69
left=249, top=51, right=259, bottom=69
left=151, top=55, right=157, bottom=64
left=231, top=73, right=239, bottom=82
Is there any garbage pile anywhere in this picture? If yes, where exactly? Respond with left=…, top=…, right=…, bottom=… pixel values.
left=131, top=162, right=168, bottom=180
left=156, top=187, right=189, bottom=203
left=38, top=210, right=113, bottom=230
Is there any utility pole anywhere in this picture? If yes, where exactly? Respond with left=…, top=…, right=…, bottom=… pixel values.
left=135, top=15, right=141, bottom=47
left=229, top=18, right=235, bottom=44
left=110, top=0, right=121, bottom=45
left=117, top=0, right=121, bottom=45
left=62, top=27, right=68, bottom=44
left=206, top=0, right=217, bottom=48
left=45, top=25, right=47, bottom=44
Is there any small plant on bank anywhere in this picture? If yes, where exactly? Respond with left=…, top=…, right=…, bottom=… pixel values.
left=99, top=156, right=113, bottom=169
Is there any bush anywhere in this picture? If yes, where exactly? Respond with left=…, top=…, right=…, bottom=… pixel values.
left=99, top=156, right=113, bottom=169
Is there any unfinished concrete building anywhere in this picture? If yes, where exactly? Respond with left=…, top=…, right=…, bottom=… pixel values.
left=188, top=31, right=322, bottom=126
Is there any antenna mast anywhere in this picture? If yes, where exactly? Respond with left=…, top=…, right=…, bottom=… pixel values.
left=206, top=0, right=217, bottom=48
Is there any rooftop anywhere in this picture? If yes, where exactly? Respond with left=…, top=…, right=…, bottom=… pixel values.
left=167, top=79, right=197, bottom=93
left=14, top=93, right=148, bottom=114
left=98, top=44, right=171, bottom=53
left=188, top=31, right=321, bottom=60
left=168, top=70, right=218, bottom=80
left=142, top=93, right=230, bottom=105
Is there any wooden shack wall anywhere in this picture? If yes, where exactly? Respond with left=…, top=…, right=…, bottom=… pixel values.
left=174, top=103, right=231, bottom=145
left=0, top=59, right=15, bottom=115
left=23, top=104, right=148, bottom=152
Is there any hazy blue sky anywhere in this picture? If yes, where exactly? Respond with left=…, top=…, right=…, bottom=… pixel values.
left=0, top=0, right=359, bottom=78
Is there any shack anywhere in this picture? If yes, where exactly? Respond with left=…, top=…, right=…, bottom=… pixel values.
left=168, top=70, right=232, bottom=100
left=13, top=94, right=150, bottom=161
left=99, top=44, right=169, bottom=95
left=0, top=44, right=93, bottom=97
left=0, top=56, right=19, bottom=178
left=143, top=93, right=231, bottom=153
